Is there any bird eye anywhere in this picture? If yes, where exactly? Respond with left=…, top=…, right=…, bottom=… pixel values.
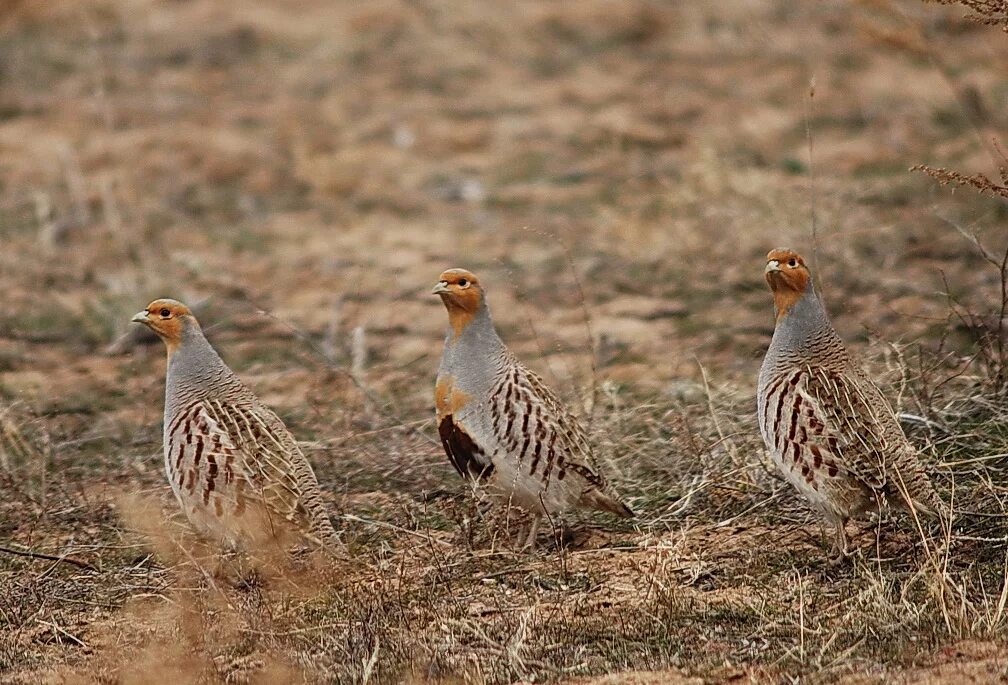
left=159, top=308, right=171, bottom=318
left=458, top=279, right=469, bottom=287
left=788, top=258, right=797, bottom=267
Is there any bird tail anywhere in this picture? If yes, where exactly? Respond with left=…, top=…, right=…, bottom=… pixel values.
left=582, top=488, right=634, bottom=518
left=891, top=468, right=946, bottom=523
left=907, top=496, right=944, bottom=521
left=895, top=476, right=1008, bottom=521
left=900, top=492, right=1008, bottom=523
left=298, top=492, right=344, bottom=554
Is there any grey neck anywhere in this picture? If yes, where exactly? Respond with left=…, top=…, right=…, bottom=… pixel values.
left=768, top=283, right=842, bottom=361
left=439, top=301, right=509, bottom=392
left=445, top=302, right=506, bottom=354
left=165, top=320, right=245, bottom=416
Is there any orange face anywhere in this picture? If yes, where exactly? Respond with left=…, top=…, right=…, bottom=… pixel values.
left=432, top=268, right=484, bottom=337
left=131, top=298, right=195, bottom=349
left=432, top=268, right=483, bottom=312
left=764, top=249, right=810, bottom=294
left=764, top=249, right=811, bottom=320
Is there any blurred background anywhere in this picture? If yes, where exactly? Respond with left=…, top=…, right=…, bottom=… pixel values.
left=1, top=1, right=1008, bottom=681
left=1, top=0, right=1005, bottom=395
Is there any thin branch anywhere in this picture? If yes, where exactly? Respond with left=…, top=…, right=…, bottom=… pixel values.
left=804, top=77, right=821, bottom=297
left=0, top=544, right=97, bottom=572
left=912, top=164, right=1008, bottom=201
left=560, top=237, right=599, bottom=423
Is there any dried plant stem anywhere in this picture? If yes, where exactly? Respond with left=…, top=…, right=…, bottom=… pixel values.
left=0, top=544, right=96, bottom=572
left=804, top=77, right=821, bottom=298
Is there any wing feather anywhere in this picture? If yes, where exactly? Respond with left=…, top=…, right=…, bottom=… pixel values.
left=495, top=361, right=609, bottom=491
left=175, top=399, right=333, bottom=542
left=798, top=365, right=896, bottom=489
left=439, top=414, right=494, bottom=482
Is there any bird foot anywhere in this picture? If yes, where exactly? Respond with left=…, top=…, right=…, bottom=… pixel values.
left=827, top=546, right=852, bottom=568
left=826, top=518, right=852, bottom=567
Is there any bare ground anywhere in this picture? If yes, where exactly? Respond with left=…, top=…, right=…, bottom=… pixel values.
left=2, top=0, right=1008, bottom=682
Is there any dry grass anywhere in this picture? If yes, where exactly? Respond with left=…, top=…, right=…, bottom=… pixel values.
left=2, top=0, right=1008, bottom=682
left=925, top=0, right=1008, bottom=29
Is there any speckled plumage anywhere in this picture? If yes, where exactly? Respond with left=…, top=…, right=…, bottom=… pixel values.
left=133, top=299, right=338, bottom=550
left=433, top=270, right=632, bottom=527
left=757, top=250, right=943, bottom=555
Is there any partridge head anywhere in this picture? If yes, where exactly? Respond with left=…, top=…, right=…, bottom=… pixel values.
left=764, top=249, right=812, bottom=321
left=132, top=299, right=197, bottom=355
left=433, top=269, right=485, bottom=337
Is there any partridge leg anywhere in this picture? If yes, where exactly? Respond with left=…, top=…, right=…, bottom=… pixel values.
left=829, top=517, right=851, bottom=566
left=521, top=516, right=541, bottom=550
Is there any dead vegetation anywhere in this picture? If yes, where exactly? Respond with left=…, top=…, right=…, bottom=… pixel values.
left=925, top=0, right=1008, bottom=29
left=1, top=0, right=1008, bottom=682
